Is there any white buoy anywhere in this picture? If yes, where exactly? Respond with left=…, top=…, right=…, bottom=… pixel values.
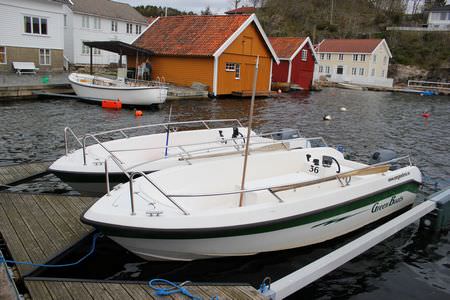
left=323, top=114, right=331, bottom=121
left=278, top=89, right=282, bottom=94
left=340, top=107, right=347, bottom=112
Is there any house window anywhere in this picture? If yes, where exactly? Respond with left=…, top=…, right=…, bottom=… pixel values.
left=24, top=16, right=48, bottom=35
left=318, top=65, right=323, bottom=73
left=136, top=25, right=142, bottom=34
left=359, top=68, right=364, bottom=76
left=371, top=68, right=375, bottom=76
left=64, top=15, right=67, bottom=27
left=325, top=66, right=330, bottom=74
left=320, top=53, right=324, bottom=60
left=93, top=17, right=101, bottom=30
left=0, top=46, right=6, bottom=64
left=382, top=70, right=385, bottom=77
left=39, top=49, right=51, bottom=65
left=82, top=43, right=89, bottom=54
left=338, top=54, right=344, bottom=60
left=235, top=64, right=241, bottom=79
left=360, top=54, right=366, bottom=61
left=126, top=23, right=132, bottom=34
left=373, top=54, right=377, bottom=62
left=225, top=63, right=236, bottom=71
left=353, top=54, right=358, bottom=61
left=440, top=12, right=447, bottom=20
left=383, top=56, right=387, bottom=65
left=336, top=65, right=343, bottom=75
left=93, top=48, right=100, bottom=55
left=82, top=15, right=89, bottom=28
left=111, top=21, right=118, bottom=32
left=301, top=49, right=308, bottom=61
left=326, top=53, right=331, bottom=60
left=351, top=67, right=357, bottom=75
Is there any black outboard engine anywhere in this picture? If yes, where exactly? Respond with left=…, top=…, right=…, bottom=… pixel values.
left=369, top=149, right=399, bottom=170
left=272, top=128, right=301, bottom=140
left=232, top=127, right=245, bottom=143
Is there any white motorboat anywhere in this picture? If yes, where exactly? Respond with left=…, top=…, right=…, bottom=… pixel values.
left=68, top=73, right=167, bottom=106
left=49, top=119, right=320, bottom=195
left=81, top=146, right=422, bottom=261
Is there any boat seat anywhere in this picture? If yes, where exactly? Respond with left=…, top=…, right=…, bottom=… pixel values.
left=245, top=172, right=317, bottom=190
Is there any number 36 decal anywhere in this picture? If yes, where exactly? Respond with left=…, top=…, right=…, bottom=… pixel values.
left=309, top=165, right=319, bottom=173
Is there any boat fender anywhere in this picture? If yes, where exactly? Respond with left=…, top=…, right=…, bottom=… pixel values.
left=369, top=149, right=398, bottom=169
left=323, top=114, right=331, bottom=121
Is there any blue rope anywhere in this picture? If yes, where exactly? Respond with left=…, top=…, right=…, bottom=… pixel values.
left=0, top=232, right=100, bottom=268
left=149, top=279, right=203, bottom=300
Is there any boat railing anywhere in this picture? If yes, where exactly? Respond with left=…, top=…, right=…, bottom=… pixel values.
left=64, top=127, right=83, bottom=155
left=116, top=155, right=413, bottom=216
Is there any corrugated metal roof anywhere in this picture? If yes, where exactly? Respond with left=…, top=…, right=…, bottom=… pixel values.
left=317, top=39, right=383, bottom=53
left=71, top=0, right=147, bottom=23
left=134, top=15, right=251, bottom=56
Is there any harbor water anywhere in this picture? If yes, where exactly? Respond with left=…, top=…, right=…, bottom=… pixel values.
left=0, top=88, right=449, bottom=299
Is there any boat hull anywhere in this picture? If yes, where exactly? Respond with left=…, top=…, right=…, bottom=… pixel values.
left=100, top=182, right=419, bottom=261
left=69, top=73, right=167, bottom=105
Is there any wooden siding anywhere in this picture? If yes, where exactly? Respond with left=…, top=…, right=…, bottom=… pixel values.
left=218, top=23, right=272, bottom=95
left=290, top=43, right=315, bottom=90
left=272, top=60, right=289, bottom=83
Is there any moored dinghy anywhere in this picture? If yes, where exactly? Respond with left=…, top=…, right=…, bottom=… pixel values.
left=81, top=146, right=422, bottom=261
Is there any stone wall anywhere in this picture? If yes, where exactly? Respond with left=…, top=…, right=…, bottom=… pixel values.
left=0, top=46, right=64, bottom=73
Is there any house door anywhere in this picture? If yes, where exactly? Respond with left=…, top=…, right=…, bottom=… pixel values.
left=335, top=65, right=345, bottom=81
left=244, top=63, right=256, bottom=92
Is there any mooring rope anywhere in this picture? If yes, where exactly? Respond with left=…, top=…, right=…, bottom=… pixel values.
left=148, top=278, right=219, bottom=300
left=0, top=233, right=100, bottom=268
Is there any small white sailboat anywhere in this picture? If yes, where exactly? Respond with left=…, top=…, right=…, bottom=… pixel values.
left=81, top=147, right=421, bottom=261
left=49, top=119, right=318, bottom=195
left=68, top=73, right=167, bottom=106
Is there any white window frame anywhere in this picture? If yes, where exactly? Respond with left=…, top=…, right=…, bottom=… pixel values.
left=360, top=54, right=366, bottom=61
left=24, top=15, right=48, bottom=35
left=93, top=17, right=101, bottom=30
left=338, top=54, right=344, bottom=60
left=359, top=68, right=364, bottom=76
left=371, top=68, right=375, bottom=76
left=326, top=53, right=331, bottom=60
left=373, top=54, right=377, bottom=63
left=336, top=65, right=344, bottom=75
left=82, top=42, right=90, bottom=55
left=318, top=65, right=323, bottom=73
left=64, top=15, right=67, bottom=27
left=111, top=21, right=118, bottom=32
left=382, top=70, right=385, bottom=77
left=301, top=49, right=308, bottom=61
left=0, top=46, right=6, bottom=64
left=82, top=15, right=89, bottom=28
left=136, top=25, right=141, bottom=34
left=353, top=54, right=358, bottom=61
left=320, top=53, right=324, bottom=60
left=351, top=67, right=357, bottom=75
left=39, top=49, right=51, bottom=65
left=225, top=63, right=236, bottom=72
left=126, top=23, right=132, bottom=34
left=325, top=66, right=330, bottom=74
left=235, top=63, right=241, bottom=79
left=383, top=56, right=387, bottom=65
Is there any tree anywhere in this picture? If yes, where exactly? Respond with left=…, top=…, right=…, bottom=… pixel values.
left=247, top=0, right=260, bottom=7
left=201, top=6, right=213, bottom=15
left=230, top=0, right=242, bottom=9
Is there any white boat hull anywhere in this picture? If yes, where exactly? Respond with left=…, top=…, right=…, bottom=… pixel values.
left=69, top=73, right=167, bottom=105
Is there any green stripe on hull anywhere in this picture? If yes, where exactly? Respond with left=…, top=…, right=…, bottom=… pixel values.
left=95, top=181, right=420, bottom=239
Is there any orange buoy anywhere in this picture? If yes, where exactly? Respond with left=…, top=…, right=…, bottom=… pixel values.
left=102, top=99, right=122, bottom=109
left=135, top=110, right=143, bottom=117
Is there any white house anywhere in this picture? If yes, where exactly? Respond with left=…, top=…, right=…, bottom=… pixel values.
left=314, top=39, right=394, bottom=88
left=427, top=5, right=450, bottom=30
left=63, top=0, right=148, bottom=66
left=0, top=0, right=68, bottom=72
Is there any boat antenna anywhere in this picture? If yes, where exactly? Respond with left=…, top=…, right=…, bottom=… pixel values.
left=239, top=56, right=259, bottom=207
left=164, top=104, right=173, bottom=158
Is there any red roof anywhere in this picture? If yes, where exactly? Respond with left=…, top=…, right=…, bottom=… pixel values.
left=134, top=15, right=251, bottom=56
left=225, top=6, right=256, bottom=14
left=269, top=37, right=307, bottom=59
left=317, top=39, right=383, bottom=53
left=147, top=17, right=157, bottom=24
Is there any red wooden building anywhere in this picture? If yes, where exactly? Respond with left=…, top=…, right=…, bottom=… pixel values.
left=269, top=37, right=317, bottom=90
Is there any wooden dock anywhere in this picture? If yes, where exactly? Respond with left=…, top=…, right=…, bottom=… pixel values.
left=0, top=250, right=19, bottom=300
left=232, top=90, right=271, bottom=97
left=0, top=162, right=50, bottom=187
left=25, top=278, right=265, bottom=300
left=0, top=192, right=96, bottom=276
left=0, top=190, right=266, bottom=299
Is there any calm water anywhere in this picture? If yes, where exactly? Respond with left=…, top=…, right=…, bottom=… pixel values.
left=0, top=89, right=449, bottom=299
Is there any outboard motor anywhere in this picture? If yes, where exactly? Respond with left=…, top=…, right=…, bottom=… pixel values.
left=272, top=128, right=301, bottom=140
left=369, top=149, right=399, bottom=170
left=231, top=127, right=245, bottom=144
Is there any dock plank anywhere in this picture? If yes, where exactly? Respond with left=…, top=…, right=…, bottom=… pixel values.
left=92, top=283, right=133, bottom=300
left=0, top=162, right=50, bottom=186
left=25, top=280, right=53, bottom=300
left=42, top=281, right=74, bottom=300
left=81, top=282, right=114, bottom=300
left=0, top=193, right=95, bottom=276
left=121, top=284, right=156, bottom=300
left=62, top=282, right=94, bottom=300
